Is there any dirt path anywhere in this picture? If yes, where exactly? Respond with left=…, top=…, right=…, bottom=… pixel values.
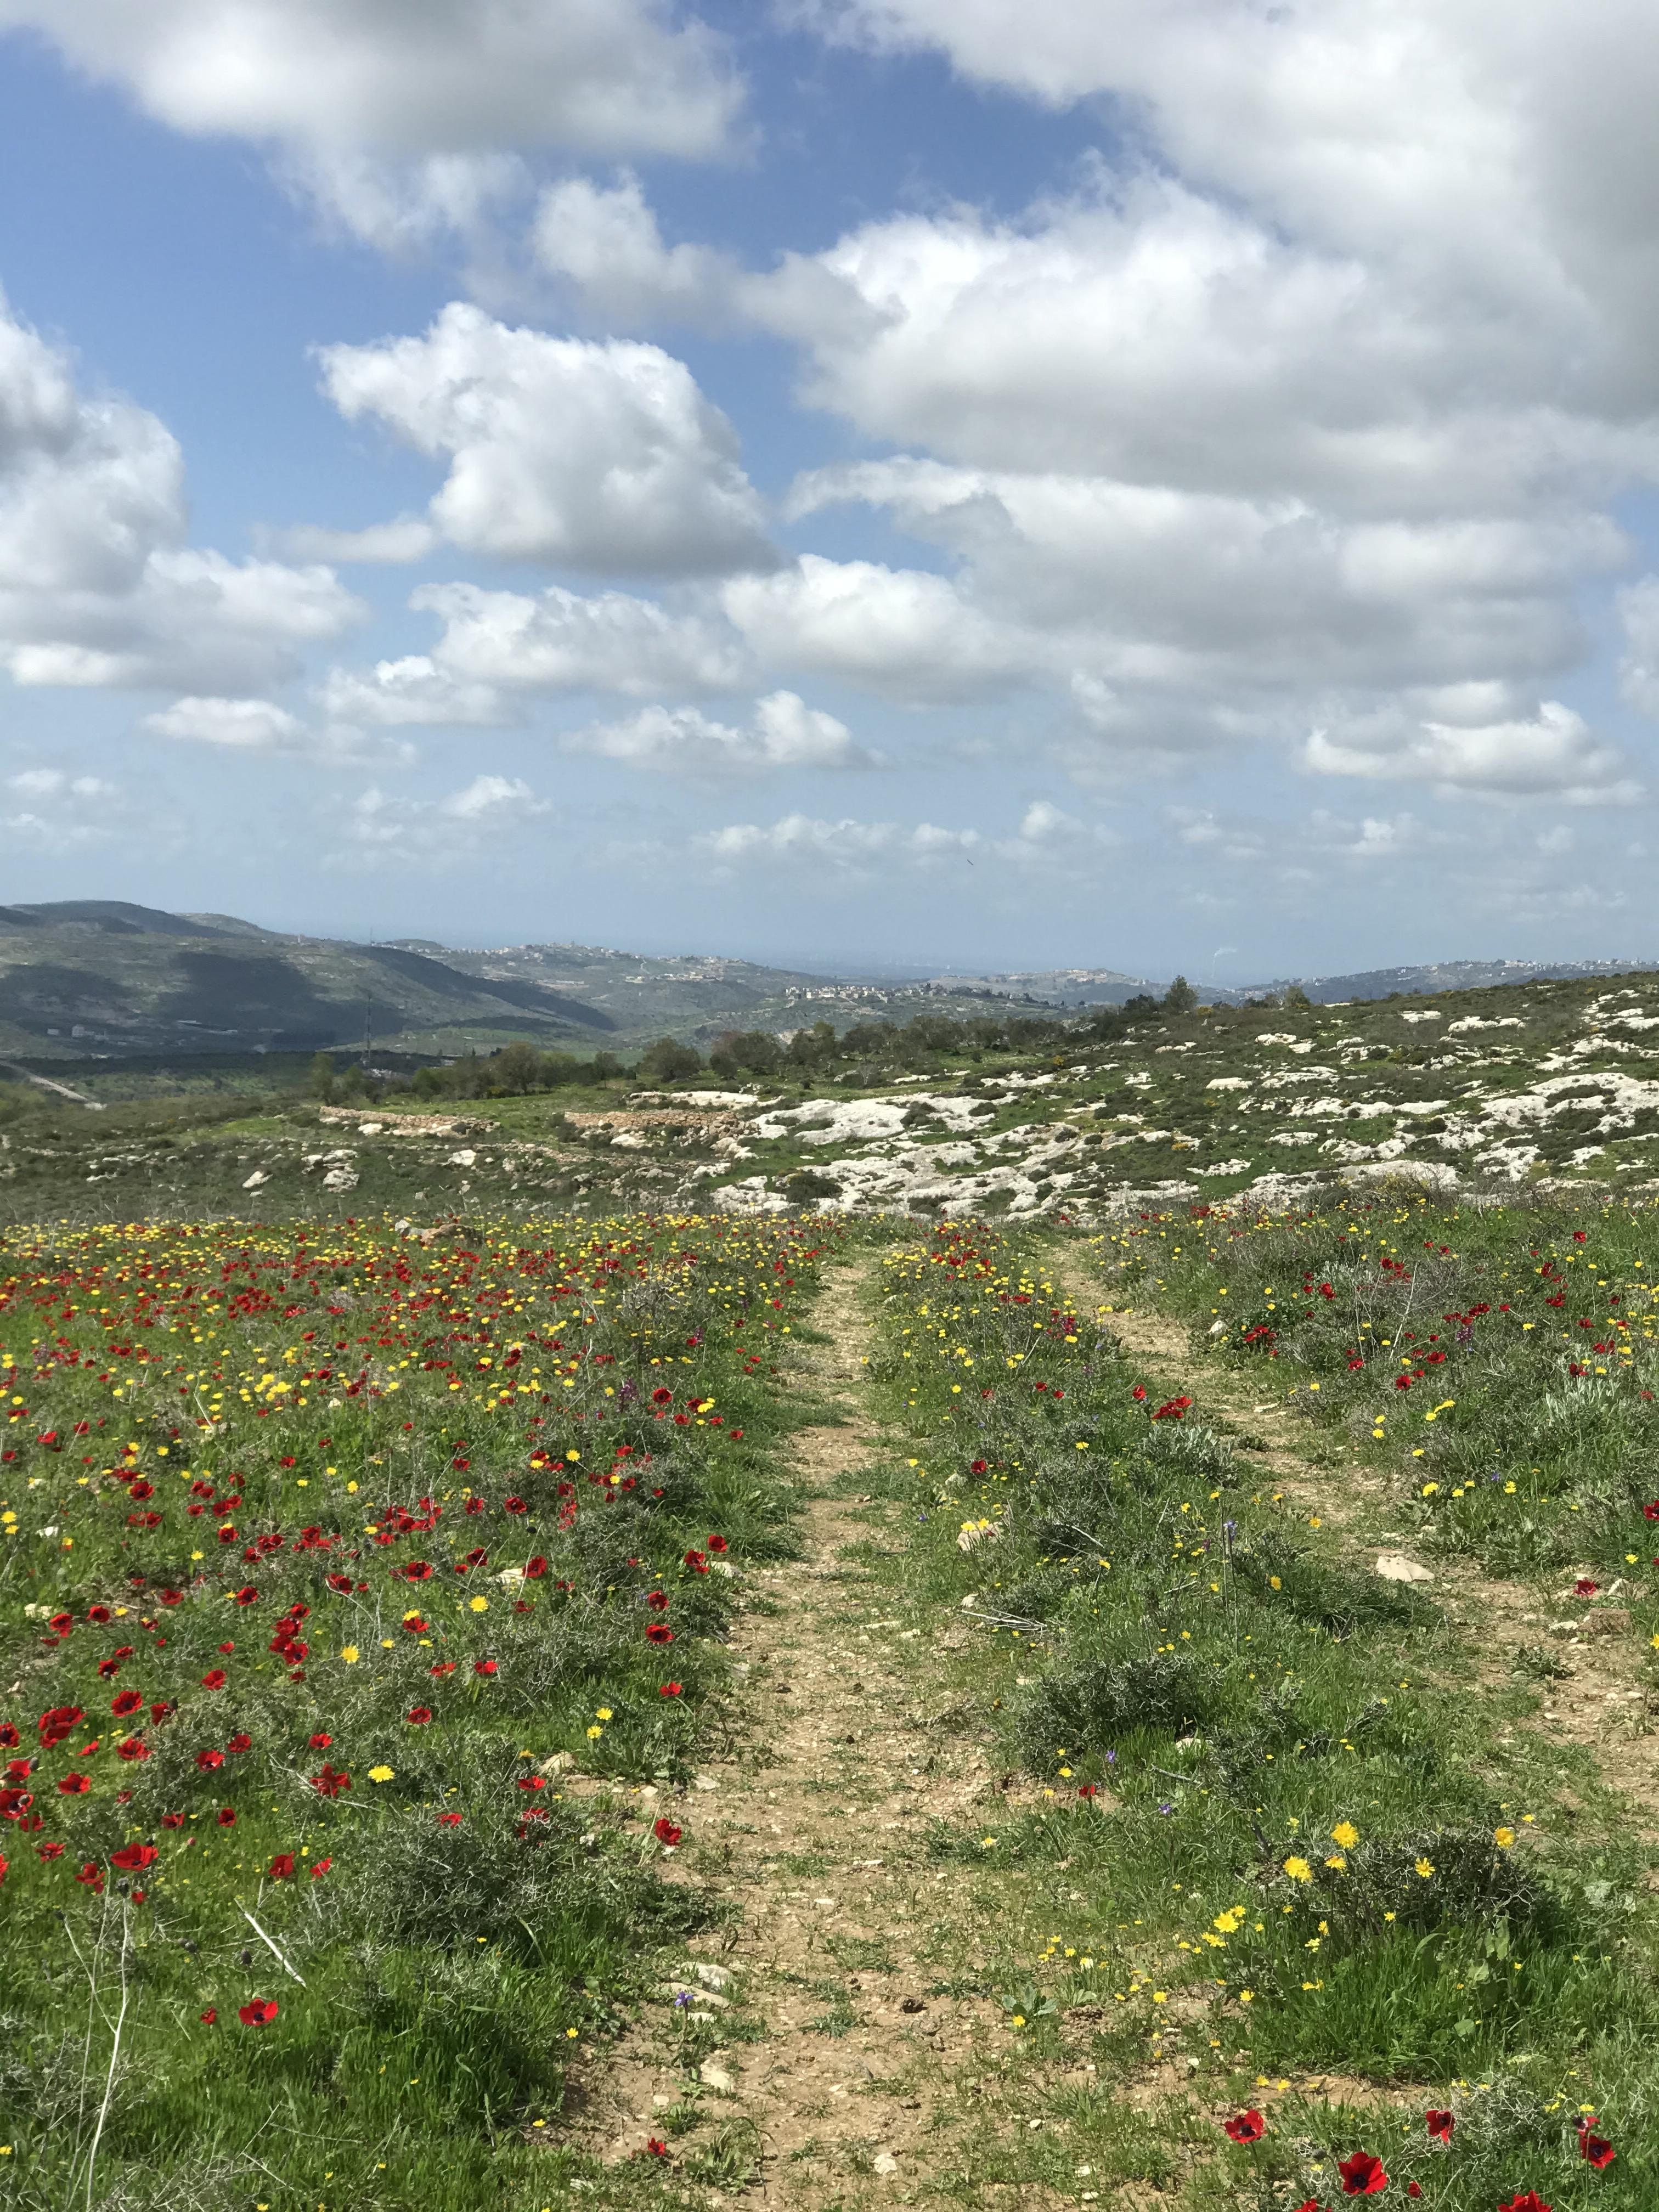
left=578, top=1259, right=1036, bottom=2206
left=1048, top=1242, right=1659, bottom=1835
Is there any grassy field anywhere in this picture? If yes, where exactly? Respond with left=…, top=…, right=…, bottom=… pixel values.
left=4, top=1141, right=1658, bottom=2205
left=0, top=1209, right=836, bottom=2211
left=845, top=1216, right=1658, bottom=2208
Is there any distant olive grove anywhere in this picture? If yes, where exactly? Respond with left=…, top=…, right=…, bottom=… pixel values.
left=306, top=976, right=1231, bottom=1105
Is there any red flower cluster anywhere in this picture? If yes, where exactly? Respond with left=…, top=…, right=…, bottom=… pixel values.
left=1578, top=2115, right=1616, bottom=2169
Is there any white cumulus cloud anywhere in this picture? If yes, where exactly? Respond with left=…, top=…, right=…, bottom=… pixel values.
left=317, top=304, right=776, bottom=577
left=571, top=690, right=879, bottom=774
left=721, top=554, right=1031, bottom=702
left=318, top=579, right=749, bottom=727
left=0, top=295, right=363, bottom=695
left=1305, top=699, right=1638, bottom=804
left=338, top=770, right=548, bottom=864
left=0, top=0, right=737, bottom=154
left=144, top=693, right=416, bottom=765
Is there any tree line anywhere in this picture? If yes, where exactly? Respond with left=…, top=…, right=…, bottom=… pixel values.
left=304, top=973, right=1306, bottom=1104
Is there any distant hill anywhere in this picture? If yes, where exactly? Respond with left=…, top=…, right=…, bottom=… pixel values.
left=932, top=967, right=1150, bottom=1006
left=0, top=900, right=239, bottom=938
left=1215, top=957, right=1659, bottom=1005
left=6, top=898, right=1657, bottom=1062
left=0, top=910, right=1003, bottom=1060
left=0, top=908, right=617, bottom=1058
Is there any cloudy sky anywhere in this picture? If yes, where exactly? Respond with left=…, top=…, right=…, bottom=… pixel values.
left=3, top=0, right=1659, bottom=981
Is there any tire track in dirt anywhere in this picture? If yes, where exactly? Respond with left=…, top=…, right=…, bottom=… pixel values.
left=1048, top=1243, right=1659, bottom=1838
left=578, top=1257, right=1058, bottom=2207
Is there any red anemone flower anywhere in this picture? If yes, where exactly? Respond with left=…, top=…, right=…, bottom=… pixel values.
left=110, top=1842, right=156, bottom=1871
left=406, top=1707, right=433, bottom=1725
left=437, top=1812, right=463, bottom=1826
left=238, top=1999, right=279, bottom=2027
left=645, top=2139, right=669, bottom=2158
left=217, top=1808, right=236, bottom=1827
left=310, top=1765, right=350, bottom=1797
left=1499, top=2198, right=1552, bottom=2212
left=234, top=1586, right=258, bottom=1606
left=200, top=1669, right=228, bottom=1690
left=1224, top=2111, right=1266, bottom=2144
left=707, top=1535, right=727, bottom=1554
left=116, top=1737, right=150, bottom=1762
left=311, top=1856, right=332, bottom=1877
left=524, top=1556, right=548, bottom=1578
left=645, top=1624, right=674, bottom=1644
left=227, top=1732, right=252, bottom=1753
left=1425, top=2109, right=1454, bottom=2142
left=110, top=1689, right=144, bottom=1718
left=654, top=1817, right=683, bottom=1846
left=269, top=1854, right=296, bottom=1880
left=1338, top=2153, right=1387, bottom=2196
left=308, top=1733, right=332, bottom=1749
left=474, top=1659, right=498, bottom=1676
left=646, top=1590, right=670, bottom=1610
left=1578, top=2119, right=1616, bottom=2169
left=659, top=1682, right=682, bottom=1697
left=200, top=2008, right=218, bottom=2024
left=196, top=1748, right=225, bottom=1771
left=58, top=1774, right=91, bottom=1796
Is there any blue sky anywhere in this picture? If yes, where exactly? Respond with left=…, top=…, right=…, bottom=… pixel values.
left=3, top=0, right=1659, bottom=985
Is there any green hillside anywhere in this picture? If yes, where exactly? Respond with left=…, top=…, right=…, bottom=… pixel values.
left=6, top=964, right=1659, bottom=1227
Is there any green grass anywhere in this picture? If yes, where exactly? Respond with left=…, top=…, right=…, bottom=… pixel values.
left=0, top=1208, right=839, bottom=2211
left=839, top=1218, right=1659, bottom=2209
left=1115, top=1189, right=1659, bottom=1601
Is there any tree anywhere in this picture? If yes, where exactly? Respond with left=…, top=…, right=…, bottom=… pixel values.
left=308, top=1051, right=338, bottom=1102
left=787, top=1019, right=837, bottom=1069
left=1163, top=974, right=1198, bottom=1013
left=637, top=1036, right=703, bottom=1084
left=726, top=1030, right=781, bottom=1076
left=490, top=1040, right=544, bottom=1094
left=1284, top=983, right=1313, bottom=1011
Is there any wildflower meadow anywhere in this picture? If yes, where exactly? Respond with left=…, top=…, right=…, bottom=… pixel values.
left=0, top=1212, right=833, bottom=2209
left=2, top=1185, right=1656, bottom=2210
